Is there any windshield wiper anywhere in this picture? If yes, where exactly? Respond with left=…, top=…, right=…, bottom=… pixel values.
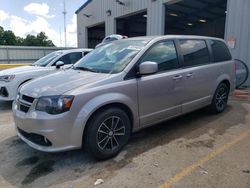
left=73, top=66, right=96, bottom=73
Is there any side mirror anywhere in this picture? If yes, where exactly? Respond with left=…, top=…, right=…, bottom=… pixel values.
left=55, top=61, right=65, bottom=69
left=139, top=61, right=158, bottom=75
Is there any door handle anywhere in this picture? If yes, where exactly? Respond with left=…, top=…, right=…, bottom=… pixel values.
left=173, top=75, right=183, bottom=80
left=186, top=73, right=193, bottom=78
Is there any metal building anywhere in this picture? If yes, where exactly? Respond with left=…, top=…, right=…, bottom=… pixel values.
left=76, top=0, right=250, bottom=85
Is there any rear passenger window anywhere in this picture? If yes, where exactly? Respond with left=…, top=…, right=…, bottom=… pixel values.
left=179, top=40, right=210, bottom=67
left=140, top=41, right=179, bottom=72
left=209, top=40, right=232, bottom=62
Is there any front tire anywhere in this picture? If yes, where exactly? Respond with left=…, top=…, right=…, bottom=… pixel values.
left=209, top=83, right=229, bottom=114
left=84, top=107, right=131, bottom=160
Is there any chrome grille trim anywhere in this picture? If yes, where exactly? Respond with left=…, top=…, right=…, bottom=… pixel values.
left=17, top=93, right=35, bottom=113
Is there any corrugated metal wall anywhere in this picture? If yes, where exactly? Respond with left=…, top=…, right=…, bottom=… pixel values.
left=0, top=46, right=73, bottom=64
left=225, top=0, right=250, bottom=86
left=77, top=0, right=250, bottom=86
left=77, top=0, right=172, bottom=47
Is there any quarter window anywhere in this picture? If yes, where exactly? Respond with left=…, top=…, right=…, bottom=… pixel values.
left=179, top=40, right=210, bottom=67
left=209, top=40, right=232, bottom=62
left=140, top=41, right=179, bottom=72
left=83, top=51, right=90, bottom=56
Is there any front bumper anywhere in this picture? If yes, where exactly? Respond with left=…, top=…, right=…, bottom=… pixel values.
left=0, top=81, right=17, bottom=101
left=13, top=100, right=83, bottom=152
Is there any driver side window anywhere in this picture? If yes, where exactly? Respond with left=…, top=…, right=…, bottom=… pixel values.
left=140, top=41, right=179, bottom=73
left=55, top=52, right=83, bottom=65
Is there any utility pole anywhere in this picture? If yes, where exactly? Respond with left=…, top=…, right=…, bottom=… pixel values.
left=62, top=0, right=67, bottom=47
left=59, top=28, right=62, bottom=47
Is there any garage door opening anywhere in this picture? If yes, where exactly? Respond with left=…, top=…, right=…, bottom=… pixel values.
left=87, top=23, right=105, bottom=48
left=165, top=0, right=228, bottom=39
left=116, top=11, right=147, bottom=37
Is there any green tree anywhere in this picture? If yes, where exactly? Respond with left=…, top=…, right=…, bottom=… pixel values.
left=24, top=34, right=38, bottom=46
left=0, top=26, right=4, bottom=44
left=0, top=26, right=4, bottom=35
left=16, top=37, right=24, bottom=46
left=0, top=26, right=55, bottom=47
left=0, top=28, right=16, bottom=45
left=36, top=32, right=55, bottom=47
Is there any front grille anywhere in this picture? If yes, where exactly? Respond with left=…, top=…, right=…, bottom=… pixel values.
left=0, top=87, right=8, bottom=97
left=22, top=95, right=35, bottom=103
left=17, top=94, right=35, bottom=113
left=18, top=128, right=52, bottom=147
left=20, top=104, right=30, bottom=113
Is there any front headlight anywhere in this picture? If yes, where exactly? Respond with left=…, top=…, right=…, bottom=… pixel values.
left=36, top=95, right=74, bottom=115
left=0, top=75, right=15, bottom=82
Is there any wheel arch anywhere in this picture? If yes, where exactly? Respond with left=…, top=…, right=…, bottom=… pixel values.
left=221, top=79, right=230, bottom=90
left=83, top=102, right=134, bottom=141
left=18, top=78, right=32, bottom=88
left=87, top=102, right=134, bottom=127
left=72, top=93, right=139, bottom=148
left=214, top=74, right=231, bottom=93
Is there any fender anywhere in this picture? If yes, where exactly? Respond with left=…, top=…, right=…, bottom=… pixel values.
left=213, top=73, right=231, bottom=93
left=71, top=93, right=139, bottom=147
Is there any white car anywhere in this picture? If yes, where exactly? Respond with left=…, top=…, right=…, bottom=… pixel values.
left=0, top=48, right=92, bottom=101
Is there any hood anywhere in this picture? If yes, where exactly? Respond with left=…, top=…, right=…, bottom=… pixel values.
left=0, top=66, right=51, bottom=75
left=20, top=69, right=110, bottom=98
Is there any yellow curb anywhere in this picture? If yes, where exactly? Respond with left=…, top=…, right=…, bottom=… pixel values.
left=0, top=64, right=29, bottom=70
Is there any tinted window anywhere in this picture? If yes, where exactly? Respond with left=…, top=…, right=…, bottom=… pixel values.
left=140, top=41, right=179, bottom=72
left=57, top=52, right=83, bottom=65
left=179, top=40, right=210, bottom=67
left=209, top=40, right=232, bottom=62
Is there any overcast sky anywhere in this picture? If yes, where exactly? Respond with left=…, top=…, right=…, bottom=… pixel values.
left=0, top=0, right=88, bottom=47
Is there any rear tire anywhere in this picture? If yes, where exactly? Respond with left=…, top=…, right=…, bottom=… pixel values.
left=84, top=107, right=131, bottom=160
left=209, top=83, right=229, bottom=114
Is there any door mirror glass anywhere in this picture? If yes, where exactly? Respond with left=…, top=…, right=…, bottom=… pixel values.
left=55, top=61, right=64, bottom=69
left=139, top=61, right=158, bottom=75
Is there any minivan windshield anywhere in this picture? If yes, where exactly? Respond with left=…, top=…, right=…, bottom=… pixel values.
left=32, top=51, right=63, bottom=67
left=73, top=39, right=149, bottom=74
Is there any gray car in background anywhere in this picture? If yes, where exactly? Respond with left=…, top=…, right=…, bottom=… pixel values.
left=13, top=35, right=235, bottom=159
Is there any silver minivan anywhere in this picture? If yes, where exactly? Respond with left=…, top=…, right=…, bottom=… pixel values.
left=13, top=35, right=235, bottom=159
